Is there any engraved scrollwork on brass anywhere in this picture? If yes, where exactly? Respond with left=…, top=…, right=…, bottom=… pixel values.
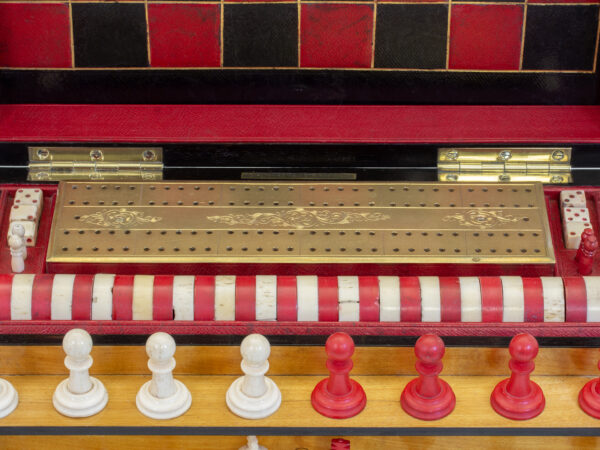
left=207, top=208, right=391, bottom=228
left=78, top=208, right=163, bottom=228
left=442, top=209, right=522, bottom=229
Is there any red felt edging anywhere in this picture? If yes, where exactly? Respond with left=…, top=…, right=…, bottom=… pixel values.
left=2, top=105, right=600, bottom=144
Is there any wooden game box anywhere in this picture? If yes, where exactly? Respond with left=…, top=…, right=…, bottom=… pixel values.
left=3, top=0, right=600, bottom=447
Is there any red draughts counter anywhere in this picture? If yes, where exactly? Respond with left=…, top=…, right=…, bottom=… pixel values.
left=2, top=274, right=598, bottom=323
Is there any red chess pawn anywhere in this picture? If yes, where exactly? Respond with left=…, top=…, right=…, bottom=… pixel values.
left=490, top=333, right=545, bottom=420
left=575, top=228, right=595, bottom=262
left=311, top=332, right=366, bottom=419
left=400, top=334, right=455, bottom=420
left=331, top=438, right=351, bottom=450
left=578, top=351, right=600, bottom=418
left=577, top=235, right=598, bottom=276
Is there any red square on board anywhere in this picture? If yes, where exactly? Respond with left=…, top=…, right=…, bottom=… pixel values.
left=301, top=4, right=374, bottom=68
left=449, top=5, right=523, bottom=70
left=0, top=3, right=71, bottom=68
left=148, top=4, right=220, bottom=68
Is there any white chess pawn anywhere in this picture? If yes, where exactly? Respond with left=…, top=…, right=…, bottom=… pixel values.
left=226, top=334, right=281, bottom=419
left=53, top=328, right=108, bottom=417
left=8, top=224, right=27, bottom=274
left=136, top=332, right=191, bottom=419
left=239, top=436, right=267, bottom=450
left=10, top=224, right=27, bottom=260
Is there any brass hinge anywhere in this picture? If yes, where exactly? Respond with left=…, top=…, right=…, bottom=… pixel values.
left=28, top=147, right=163, bottom=182
left=437, top=147, right=572, bottom=183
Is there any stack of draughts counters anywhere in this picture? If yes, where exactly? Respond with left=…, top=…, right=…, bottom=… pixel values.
left=47, top=181, right=554, bottom=267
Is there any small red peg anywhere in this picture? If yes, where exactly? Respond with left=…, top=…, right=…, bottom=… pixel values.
left=579, top=350, right=600, bottom=418
left=330, top=438, right=351, bottom=450
left=311, top=332, right=366, bottom=419
left=575, top=228, right=595, bottom=262
left=577, top=235, right=598, bottom=276
left=400, top=334, right=455, bottom=420
left=490, top=333, right=545, bottom=420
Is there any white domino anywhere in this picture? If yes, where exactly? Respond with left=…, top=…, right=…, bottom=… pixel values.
left=9, top=204, right=40, bottom=222
left=563, top=221, right=593, bottom=249
left=14, top=189, right=43, bottom=208
left=560, top=190, right=587, bottom=208
left=7, top=221, right=38, bottom=247
left=562, top=207, right=591, bottom=224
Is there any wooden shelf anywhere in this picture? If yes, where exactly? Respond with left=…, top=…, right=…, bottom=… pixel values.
left=1, top=345, right=599, bottom=448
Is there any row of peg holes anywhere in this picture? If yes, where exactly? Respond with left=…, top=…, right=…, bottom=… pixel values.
left=72, top=184, right=533, bottom=194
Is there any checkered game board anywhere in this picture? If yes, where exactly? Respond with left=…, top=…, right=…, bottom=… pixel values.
left=0, top=0, right=598, bottom=71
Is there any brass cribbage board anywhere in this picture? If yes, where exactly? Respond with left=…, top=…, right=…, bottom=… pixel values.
left=47, top=181, right=554, bottom=265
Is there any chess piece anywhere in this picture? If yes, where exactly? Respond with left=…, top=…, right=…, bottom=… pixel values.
left=400, top=334, right=455, bottom=420
left=311, top=332, right=366, bottom=419
left=578, top=350, right=600, bottom=418
left=331, top=438, right=351, bottom=449
left=53, top=328, right=108, bottom=417
left=577, top=235, right=598, bottom=275
left=136, top=332, right=191, bottom=419
left=239, top=436, right=267, bottom=450
left=8, top=224, right=27, bottom=274
left=575, top=228, right=595, bottom=262
left=0, top=370, right=18, bottom=418
left=226, top=334, right=281, bottom=419
left=9, top=224, right=27, bottom=260
left=490, top=333, right=545, bottom=420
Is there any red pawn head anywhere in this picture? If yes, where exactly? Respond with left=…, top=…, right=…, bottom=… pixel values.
left=584, top=235, right=599, bottom=252
left=326, top=332, right=355, bottom=361
left=509, top=333, right=538, bottom=362
left=331, top=438, right=351, bottom=450
left=582, top=228, right=594, bottom=241
left=415, top=334, right=445, bottom=364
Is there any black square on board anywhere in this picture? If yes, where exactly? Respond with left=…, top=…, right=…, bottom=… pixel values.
left=72, top=3, right=148, bottom=68
left=523, top=5, right=599, bottom=71
left=224, top=4, right=298, bottom=67
left=375, top=4, right=448, bottom=69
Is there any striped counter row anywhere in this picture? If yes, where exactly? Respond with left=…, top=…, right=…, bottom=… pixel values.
left=2, top=274, right=599, bottom=323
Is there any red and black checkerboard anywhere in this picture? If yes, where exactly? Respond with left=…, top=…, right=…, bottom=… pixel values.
left=0, top=0, right=598, bottom=70
left=0, top=1, right=598, bottom=104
